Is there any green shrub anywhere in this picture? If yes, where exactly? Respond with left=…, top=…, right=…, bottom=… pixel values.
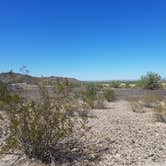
left=0, top=82, right=87, bottom=164
left=80, top=83, right=105, bottom=109
left=110, top=81, right=120, bottom=88
left=124, top=82, right=131, bottom=88
left=82, top=83, right=97, bottom=108
left=138, top=72, right=161, bottom=90
left=103, top=89, right=115, bottom=102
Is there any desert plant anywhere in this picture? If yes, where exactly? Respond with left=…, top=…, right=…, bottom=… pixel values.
left=138, top=72, right=161, bottom=90
left=142, top=94, right=162, bottom=108
left=110, top=81, right=120, bottom=88
left=0, top=82, right=88, bottom=164
left=130, top=102, right=145, bottom=113
left=82, top=83, right=98, bottom=108
left=82, top=83, right=107, bottom=109
left=154, top=102, right=166, bottom=123
left=103, top=88, right=115, bottom=102
left=124, top=82, right=131, bottom=88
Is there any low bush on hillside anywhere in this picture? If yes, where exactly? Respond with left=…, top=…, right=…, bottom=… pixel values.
left=138, top=72, right=161, bottom=90
left=0, top=81, right=88, bottom=164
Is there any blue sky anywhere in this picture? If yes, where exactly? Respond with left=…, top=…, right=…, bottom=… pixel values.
left=0, top=0, right=165, bottom=80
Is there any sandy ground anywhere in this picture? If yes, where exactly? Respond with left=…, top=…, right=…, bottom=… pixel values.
left=0, top=100, right=166, bottom=166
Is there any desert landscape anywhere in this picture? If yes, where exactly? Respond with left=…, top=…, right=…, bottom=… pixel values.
left=0, top=72, right=166, bottom=166
left=0, top=0, right=165, bottom=165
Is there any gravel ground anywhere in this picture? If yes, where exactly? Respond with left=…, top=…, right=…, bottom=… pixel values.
left=0, top=100, right=166, bottom=166
left=114, top=89, right=166, bottom=100
left=85, top=100, right=166, bottom=166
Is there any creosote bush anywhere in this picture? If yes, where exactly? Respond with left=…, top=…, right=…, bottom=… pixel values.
left=0, top=81, right=88, bottom=164
left=110, top=81, right=121, bottom=88
left=82, top=83, right=98, bottom=109
left=81, top=83, right=116, bottom=108
left=103, top=88, right=115, bottom=102
left=138, top=72, right=161, bottom=90
left=82, top=83, right=107, bottom=109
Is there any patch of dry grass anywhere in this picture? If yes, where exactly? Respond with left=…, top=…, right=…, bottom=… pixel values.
left=154, top=101, right=166, bottom=123
left=129, top=94, right=166, bottom=123
left=130, top=100, right=147, bottom=113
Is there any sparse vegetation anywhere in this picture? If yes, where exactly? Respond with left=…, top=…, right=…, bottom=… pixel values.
left=131, top=101, right=145, bottom=113
left=110, top=80, right=121, bottom=88
left=154, top=102, right=166, bottom=123
left=82, top=83, right=98, bottom=108
left=130, top=94, right=163, bottom=113
left=0, top=71, right=166, bottom=165
left=138, top=72, right=161, bottom=90
left=142, top=95, right=162, bottom=108
left=0, top=81, right=88, bottom=164
left=80, top=83, right=106, bottom=109
left=103, top=88, right=115, bottom=102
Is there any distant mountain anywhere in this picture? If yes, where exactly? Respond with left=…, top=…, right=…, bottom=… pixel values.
left=0, top=72, right=80, bottom=85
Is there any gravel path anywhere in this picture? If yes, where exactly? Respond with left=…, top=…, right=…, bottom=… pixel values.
left=86, top=100, right=166, bottom=166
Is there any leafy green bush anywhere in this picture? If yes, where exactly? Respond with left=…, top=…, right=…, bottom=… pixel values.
left=138, top=72, right=161, bottom=90
left=124, top=82, right=131, bottom=88
left=82, top=83, right=97, bottom=108
left=103, top=89, right=115, bottom=102
left=80, top=83, right=106, bottom=109
left=110, top=81, right=120, bottom=88
left=0, top=82, right=87, bottom=164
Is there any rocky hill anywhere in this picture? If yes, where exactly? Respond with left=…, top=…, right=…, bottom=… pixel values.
left=0, top=72, right=80, bottom=85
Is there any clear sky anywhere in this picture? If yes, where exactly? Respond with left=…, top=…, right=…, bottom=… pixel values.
left=0, top=0, right=165, bottom=80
